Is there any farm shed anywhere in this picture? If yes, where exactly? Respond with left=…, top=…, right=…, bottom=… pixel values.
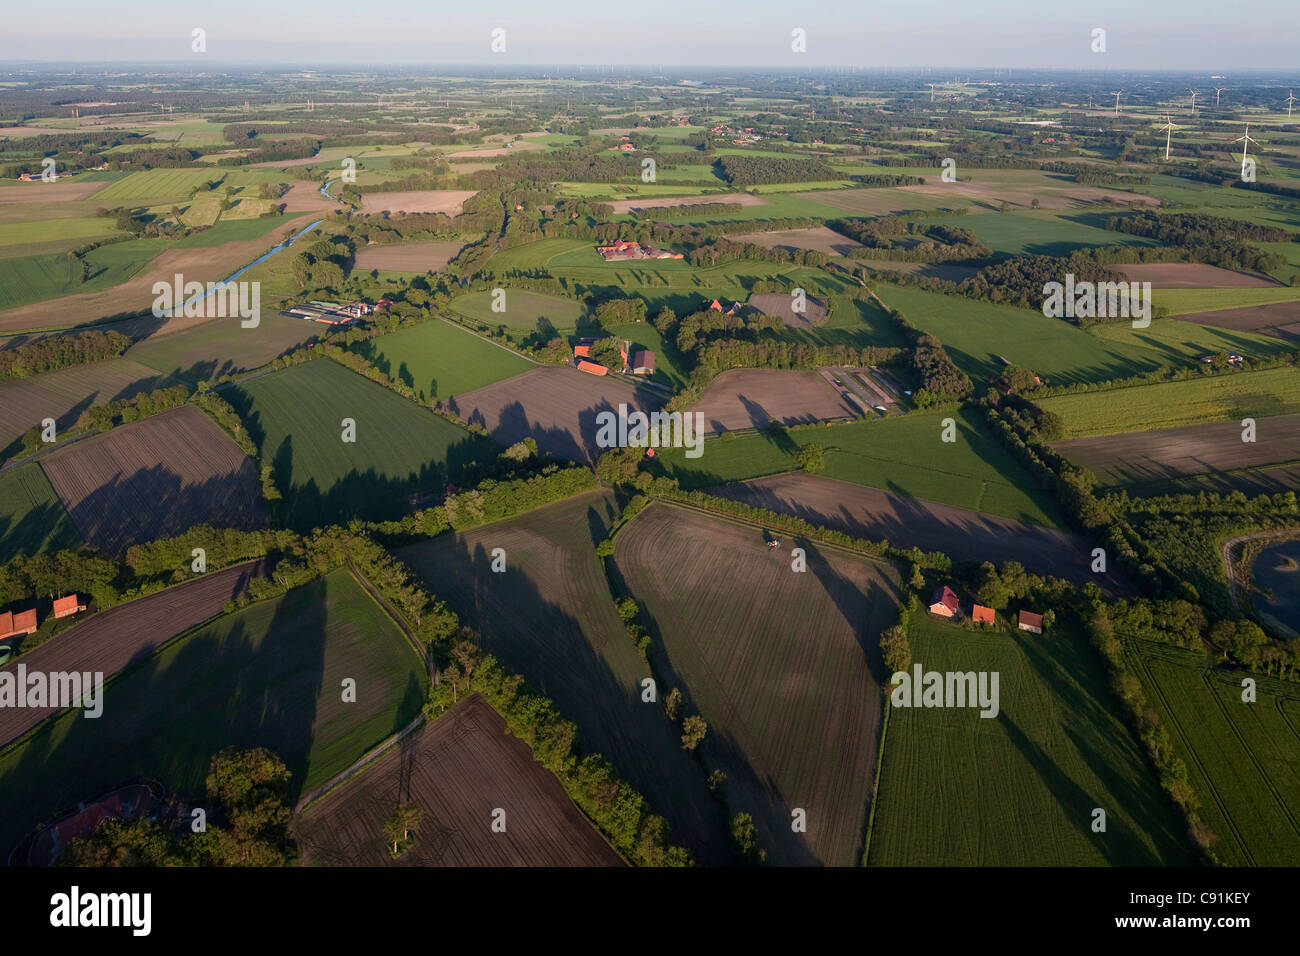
left=1018, top=610, right=1044, bottom=634
left=971, top=604, right=996, bottom=625
left=53, top=594, right=87, bottom=618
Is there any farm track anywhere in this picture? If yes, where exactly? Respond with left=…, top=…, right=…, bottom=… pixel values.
left=0, top=560, right=269, bottom=752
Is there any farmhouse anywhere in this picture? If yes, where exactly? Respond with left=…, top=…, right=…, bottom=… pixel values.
left=53, top=595, right=87, bottom=619
left=928, top=586, right=959, bottom=618
left=0, top=607, right=38, bottom=640
left=708, top=298, right=742, bottom=316
left=630, top=349, right=656, bottom=375
left=971, top=604, right=996, bottom=626
left=595, top=240, right=684, bottom=262
left=1018, top=610, right=1045, bottom=634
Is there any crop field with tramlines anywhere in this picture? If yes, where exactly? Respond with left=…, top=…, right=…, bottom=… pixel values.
left=0, top=463, right=80, bottom=563
left=867, top=617, right=1197, bottom=866
left=225, top=358, right=498, bottom=530
left=1123, top=639, right=1300, bottom=867
left=612, top=502, right=900, bottom=866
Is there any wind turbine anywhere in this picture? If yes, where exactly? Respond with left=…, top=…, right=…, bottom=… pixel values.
left=1235, top=122, right=1262, bottom=177
left=1287, top=90, right=1297, bottom=119
left=1214, top=87, right=1227, bottom=106
left=1111, top=90, right=1123, bottom=115
left=1158, top=115, right=1179, bottom=160
left=1189, top=89, right=1199, bottom=114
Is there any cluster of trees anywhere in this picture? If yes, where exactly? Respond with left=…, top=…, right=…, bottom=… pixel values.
left=848, top=173, right=925, bottom=187
left=1108, top=211, right=1296, bottom=245
left=61, top=748, right=297, bottom=866
left=0, top=329, right=130, bottom=380
left=630, top=202, right=745, bottom=219
left=955, top=253, right=1123, bottom=317
left=830, top=218, right=992, bottom=263
left=687, top=237, right=829, bottom=269
left=713, top=155, right=836, bottom=186
left=1085, top=601, right=1219, bottom=860
left=290, top=236, right=354, bottom=291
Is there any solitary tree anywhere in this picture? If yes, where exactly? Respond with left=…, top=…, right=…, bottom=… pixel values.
left=664, top=688, right=684, bottom=722
left=383, top=803, right=423, bottom=857
left=681, top=715, right=708, bottom=751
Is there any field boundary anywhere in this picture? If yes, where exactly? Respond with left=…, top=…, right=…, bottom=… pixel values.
left=0, top=559, right=268, bottom=759
left=859, top=685, right=892, bottom=866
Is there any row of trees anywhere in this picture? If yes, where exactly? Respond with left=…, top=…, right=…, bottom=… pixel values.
left=0, top=329, right=130, bottom=380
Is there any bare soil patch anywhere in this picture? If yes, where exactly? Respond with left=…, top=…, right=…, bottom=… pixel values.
left=448, top=366, right=663, bottom=463
left=1051, top=413, right=1300, bottom=492
left=746, top=292, right=829, bottom=328
left=612, top=502, right=897, bottom=865
left=900, top=179, right=1159, bottom=210
left=359, top=190, right=478, bottom=215
left=295, top=695, right=624, bottom=866
left=40, top=405, right=267, bottom=556
left=1183, top=301, right=1300, bottom=343
left=1116, top=263, right=1280, bottom=288
left=0, top=182, right=107, bottom=205
left=395, top=490, right=729, bottom=863
left=353, top=241, right=464, bottom=273
left=606, top=193, right=768, bottom=214
left=735, top=226, right=862, bottom=256
left=714, top=472, right=1131, bottom=592
left=0, top=561, right=268, bottom=749
left=690, top=368, right=857, bottom=432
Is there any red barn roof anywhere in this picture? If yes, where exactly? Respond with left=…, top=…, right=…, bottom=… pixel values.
left=971, top=604, right=996, bottom=625
left=929, top=585, right=959, bottom=615
left=1018, top=610, right=1045, bottom=632
left=576, top=360, right=608, bottom=376
left=53, top=595, right=86, bottom=618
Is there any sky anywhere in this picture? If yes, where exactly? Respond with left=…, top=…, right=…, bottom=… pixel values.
left=0, top=0, right=1295, bottom=70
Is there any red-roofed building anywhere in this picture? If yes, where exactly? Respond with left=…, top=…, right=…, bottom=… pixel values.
left=928, top=586, right=959, bottom=618
left=573, top=344, right=592, bottom=359
left=576, top=360, right=608, bottom=376
left=630, top=350, right=656, bottom=375
left=971, top=604, right=996, bottom=626
left=1018, top=610, right=1044, bottom=634
left=0, top=607, right=38, bottom=640
left=53, top=595, right=86, bottom=619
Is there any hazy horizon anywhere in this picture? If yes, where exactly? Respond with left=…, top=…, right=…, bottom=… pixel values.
left=0, top=0, right=1295, bottom=71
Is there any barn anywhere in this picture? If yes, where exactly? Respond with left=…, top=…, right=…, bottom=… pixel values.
left=928, top=586, right=959, bottom=618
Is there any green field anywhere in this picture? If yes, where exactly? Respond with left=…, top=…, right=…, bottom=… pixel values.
left=1125, top=639, right=1300, bottom=866
left=126, top=313, right=325, bottom=382
left=874, top=284, right=1278, bottom=386
left=926, top=211, right=1160, bottom=256
left=656, top=408, right=1064, bottom=528
left=0, top=463, right=81, bottom=564
left=447, top=287, right=585, bottom=332
left=0, top=569, right=427, bottom=854
left=0, top=218, right=123, bottom=248
left=867, top=616, right=1196, bottom=865
left=354, top=318, right=534, bottom=401
left=1037, top=366, right=1300, bottom=438
left=1154, top=286, right=1300, bottom=316
left=0, top=239, right=165, bottom=309
left=226, top=358, right=499, bottom=530
left=91, top=168, right=280, bottom=204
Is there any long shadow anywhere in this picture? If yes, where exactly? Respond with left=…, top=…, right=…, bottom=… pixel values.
left=0, top=574, right=338, bottom=858
left=394, top=507, right=733, bottom=865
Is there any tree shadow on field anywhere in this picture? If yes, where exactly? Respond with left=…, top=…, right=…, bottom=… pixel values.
left=393, top=513, right=733, bottom=865
left=603, top=521, right=822, bottom=867
left=0, top=575, right=336, bottom=858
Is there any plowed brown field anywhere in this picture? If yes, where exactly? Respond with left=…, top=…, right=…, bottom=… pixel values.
left=612, top=502, right=900, bottom=866
left=40, top=405, right=266, bottom=555
left=294, top=695, right=624, bottom=866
